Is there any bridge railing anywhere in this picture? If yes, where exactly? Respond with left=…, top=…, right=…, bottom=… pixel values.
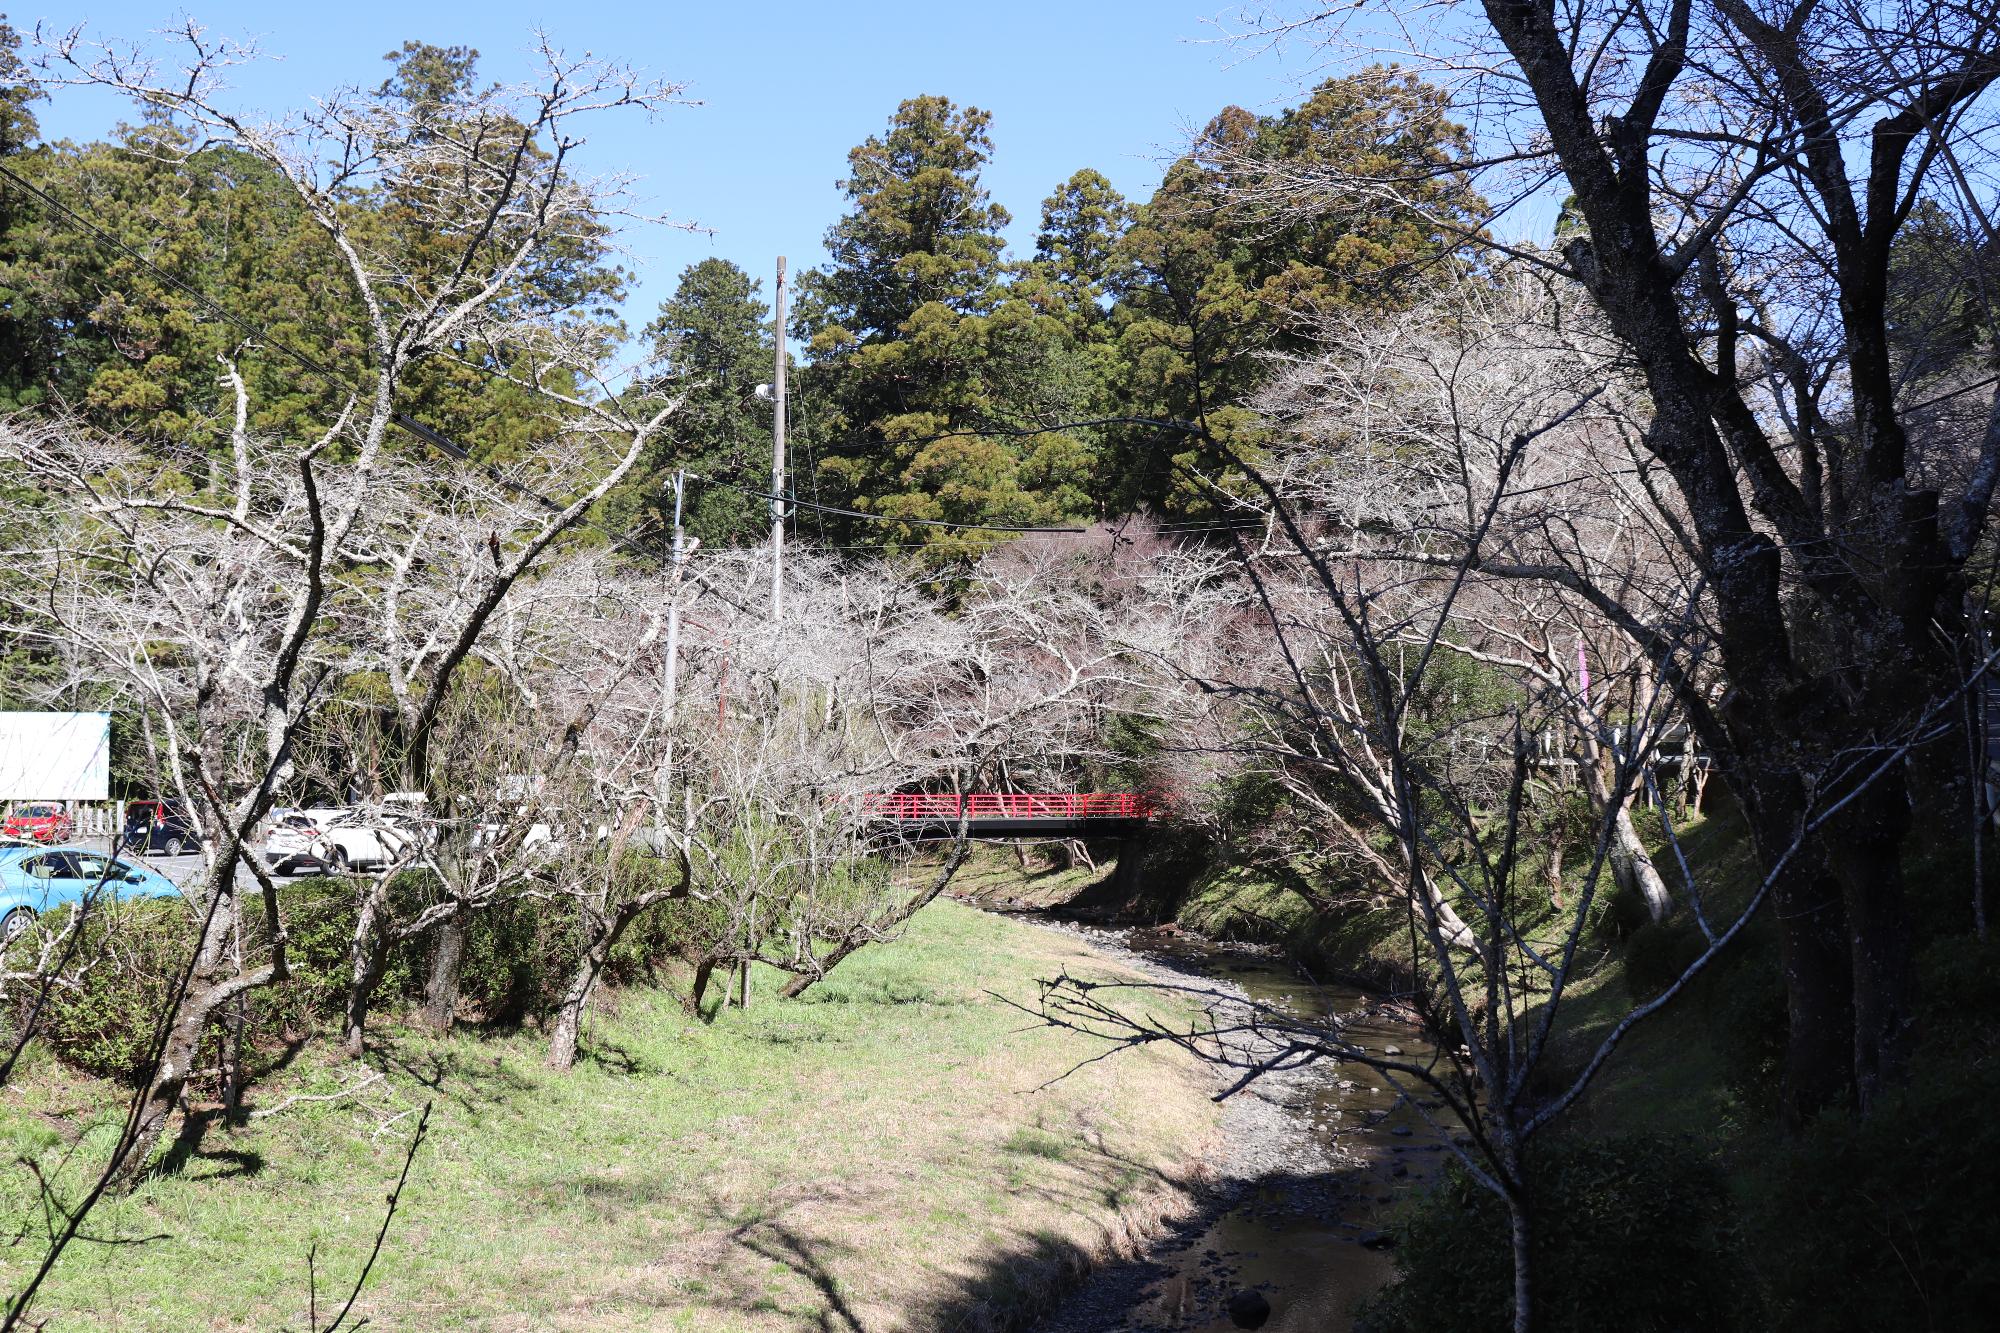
left=857, top=793, right=1156, bottom=821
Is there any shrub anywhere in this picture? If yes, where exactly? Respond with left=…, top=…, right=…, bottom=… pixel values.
left=1747, top=1057, right=2000, bottom=1330
left=249, top=874, right=429, bottom=1036
left=1622, top=915, right=1708, bottom=1001
left=1359, top=1133, right=1747, bottom=1333
left=36, top=898, right=189, bottom=1083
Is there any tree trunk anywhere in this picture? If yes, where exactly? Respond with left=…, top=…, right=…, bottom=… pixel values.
left=1608, top=805, right=1672, bottom=923
left=546, top=933, right=611, bottom=1072
left=342, top=881, right=392, bottom=1058
left=1410, top=855, right=1478, bottom=951
left=685, top=955, right=718, bottom=1017
left=1578, top=734, right=1671, bottom=922
left=1545, top=832, right=1566, bottom=911
left=1508, top=1196, right=1532, bottom=1333
left=420, top=914, right=466, bottom=1034
left=1740, top=780, right=1856, bottom=1125
left=1831, top=774, right=1917, bottom=1113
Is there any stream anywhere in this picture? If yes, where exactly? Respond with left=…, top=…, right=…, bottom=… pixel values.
left=1031, top=922, right=1457, bottom=1333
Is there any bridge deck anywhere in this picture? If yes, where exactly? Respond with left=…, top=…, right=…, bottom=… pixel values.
left=859, top=793, right=1155, bottom=839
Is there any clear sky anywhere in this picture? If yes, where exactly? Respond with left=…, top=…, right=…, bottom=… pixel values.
left=26, top=2, right=1332, bottom=325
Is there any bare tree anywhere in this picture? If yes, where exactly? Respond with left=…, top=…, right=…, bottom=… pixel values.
left=3, top=21, right=686, bottom=1180
left=1227, top=0, right=2000, bottom=1123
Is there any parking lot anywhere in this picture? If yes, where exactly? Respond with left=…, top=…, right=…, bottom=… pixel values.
left=71, top=836, right=293, bottom=889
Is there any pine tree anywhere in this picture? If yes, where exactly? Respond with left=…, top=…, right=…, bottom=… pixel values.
left=1105, top=68, right=1486, bottom=513
left=0, top=13, right=49, bottom=411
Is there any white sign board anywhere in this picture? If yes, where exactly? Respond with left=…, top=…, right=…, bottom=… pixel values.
left=0, top=712, right=112, bottom=800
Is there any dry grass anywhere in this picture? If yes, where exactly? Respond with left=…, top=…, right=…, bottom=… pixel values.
left=0, top=900, right=1220, bottom=1331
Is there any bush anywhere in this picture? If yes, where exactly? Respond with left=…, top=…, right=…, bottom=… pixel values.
left=250, top=874, right=429, bottom=1035
left=1747, top=1056, right=2000, bottom=1330
left=35, top=899, right=189, bottom=1083
left=1622, top=915, right=1708, bottom=1001
left=1359, top=1134, right=1747, bottom=1333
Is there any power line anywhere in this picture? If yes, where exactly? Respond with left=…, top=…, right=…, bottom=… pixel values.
left=697, top=477, right=1088, bottom=534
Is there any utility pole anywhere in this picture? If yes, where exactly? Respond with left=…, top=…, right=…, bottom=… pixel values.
left=770, top=255, right=787, bottom=621
left=661, top=469, right=687, bottom=799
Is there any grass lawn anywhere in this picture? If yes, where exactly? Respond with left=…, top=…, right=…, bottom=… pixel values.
left=0, top=900, right=1220, bottom=1332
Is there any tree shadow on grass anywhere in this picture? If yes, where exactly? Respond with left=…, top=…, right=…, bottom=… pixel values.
left=656, top=1131, right=1214, bottom=1333
left=364, top=1039, right=536, bottom=1117
left=157, top=1107, right=265, bottom=1182
left=720, top=1207, right=868, bottom=1333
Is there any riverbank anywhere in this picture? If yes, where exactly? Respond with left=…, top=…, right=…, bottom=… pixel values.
left=1014, top=917, right=1451, bottom=1333
left=0, top=901, right=1222, bottom=1332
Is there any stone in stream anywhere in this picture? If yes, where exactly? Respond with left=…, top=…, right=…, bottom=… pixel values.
left=1384, top=1044, right=1404, bottom=1056
left=1360, top=1230, right=1397, bottom=1250
left=1225, top=1288, right=1272, bottom=1329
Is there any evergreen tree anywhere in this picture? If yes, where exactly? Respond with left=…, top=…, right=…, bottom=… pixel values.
left=601, top=258, right=774, bottom=548
left=1024, top=167, right=1133, bottom=333
left=1104, top=67, right=1486, bottom=513
left=0, top=13, right=49, bottom=411
left=798, top=96, right=1104, bottom=557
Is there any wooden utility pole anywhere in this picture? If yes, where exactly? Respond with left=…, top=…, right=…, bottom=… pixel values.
left=770, top=256, right=788, bottom=621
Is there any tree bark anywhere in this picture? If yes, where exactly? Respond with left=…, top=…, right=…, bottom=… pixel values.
left=420, top=914, right=466, bottom=1034
left=1608, top=805, right=1672, bottom=923
left=342, top=880, right=392, bottom=1058
left=1508, top=1196, right=1532, bottom=1333
left=1832, top=773, right=1917, bottom=1112
left=546, top=930, right=611, bottom=1072
left=1738, top=777, right=1856, bottom=1124
left=684, top=955, right=718, bottom=1017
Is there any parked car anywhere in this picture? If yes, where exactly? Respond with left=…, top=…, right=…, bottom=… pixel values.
left=312, top=811, right=428, bottom=873
left=2, top=803, right=74, bottom=845
left=0, top=846, right=180, bottom=941
left=262, top=808, right=342, bottom=875
left=122, top=799, right=202, bottom=856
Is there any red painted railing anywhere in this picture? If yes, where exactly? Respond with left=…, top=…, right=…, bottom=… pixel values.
left=857, top=793, right=1156, bottom=821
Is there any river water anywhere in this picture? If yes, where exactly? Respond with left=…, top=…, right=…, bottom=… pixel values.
left=1035, top=924, right=1456, bottom=1333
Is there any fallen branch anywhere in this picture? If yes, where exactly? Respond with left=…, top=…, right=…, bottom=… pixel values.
left=249, top=1073, right=384, bottom=1121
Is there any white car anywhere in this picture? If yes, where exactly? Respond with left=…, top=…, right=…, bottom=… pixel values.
left=262, top=808, right=351, bottom=875
left=311, top=813, right=428, bottom=873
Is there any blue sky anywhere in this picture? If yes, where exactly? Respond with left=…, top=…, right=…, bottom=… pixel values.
left=27, top=2, right=1331, bottom=324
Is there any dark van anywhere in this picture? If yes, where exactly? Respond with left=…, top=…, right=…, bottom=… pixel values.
left=122, top=800, right=201, bottom=856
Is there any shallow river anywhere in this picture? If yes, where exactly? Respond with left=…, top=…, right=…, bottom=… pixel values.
left=1037, top=925, right=1457, bottom=1333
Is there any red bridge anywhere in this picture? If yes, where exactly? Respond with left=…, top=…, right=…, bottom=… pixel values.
left=858, top=792, right=1157, bottom=837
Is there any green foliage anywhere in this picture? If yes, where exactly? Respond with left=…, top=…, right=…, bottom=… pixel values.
left=1622, top=914, right=1709, bottom=1001
left=32, top=900, right=187, bottom=1084
left=1100, top=67, right=1486, bottom=515
left=1747, top=1054, right=2000, bottom=1330
left=256, top=875, right=428, bottom=1032
left=1360, top=1135, right=1747, bottom=1333
left=601, top=257, right=774, bottom=548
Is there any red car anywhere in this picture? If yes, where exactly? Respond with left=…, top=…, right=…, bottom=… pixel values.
left=3, top=804, right=74, bottom=845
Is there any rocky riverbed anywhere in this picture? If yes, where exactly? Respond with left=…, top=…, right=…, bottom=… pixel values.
left=1020, top=919, right=1454, bottom=1333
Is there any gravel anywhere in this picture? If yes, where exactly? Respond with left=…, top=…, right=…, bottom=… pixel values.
left=1021, top=918, right=1356, bottom=1333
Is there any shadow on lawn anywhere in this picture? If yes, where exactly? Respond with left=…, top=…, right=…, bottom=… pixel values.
left=364, top=1038, right=537, bottom=1116
left=651, top=1131, right=1206, bottom=1333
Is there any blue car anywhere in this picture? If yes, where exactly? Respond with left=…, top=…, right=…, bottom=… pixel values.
left=0, top=846, right=182, bottom=942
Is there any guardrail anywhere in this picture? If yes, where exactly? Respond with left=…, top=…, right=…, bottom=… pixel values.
left=857, top=793, right=1157, bottom=821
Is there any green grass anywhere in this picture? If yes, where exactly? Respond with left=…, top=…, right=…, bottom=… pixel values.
left=0, top=901, right=1221, bottom=1332
left=948, top=845, right=1113, bottom=909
